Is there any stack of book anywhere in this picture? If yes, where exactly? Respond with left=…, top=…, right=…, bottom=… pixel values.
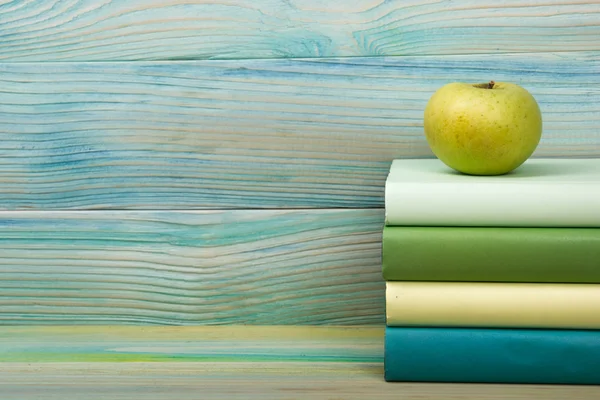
left=382, top=158, right=600, bottom=384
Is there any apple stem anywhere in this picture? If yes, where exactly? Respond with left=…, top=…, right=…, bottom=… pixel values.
left=488, top=80, right=495, bottom=89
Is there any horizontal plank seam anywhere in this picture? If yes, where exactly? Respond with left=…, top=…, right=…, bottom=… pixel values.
left=0, top=207, right=385, bottom=214
left=0, top=49, right=597, bottom=65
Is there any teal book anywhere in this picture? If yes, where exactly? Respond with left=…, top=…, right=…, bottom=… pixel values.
left=385, top=326, right=600, bottom=384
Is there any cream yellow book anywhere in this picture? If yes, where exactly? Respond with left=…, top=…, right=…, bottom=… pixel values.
left=386, top=281, right=600, bottom=329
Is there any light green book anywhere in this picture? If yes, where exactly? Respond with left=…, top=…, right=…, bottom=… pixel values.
left=384, top=158, right=600, bottom=227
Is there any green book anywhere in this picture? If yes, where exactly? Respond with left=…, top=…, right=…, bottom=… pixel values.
left=382, top=226, right=600, bottom=283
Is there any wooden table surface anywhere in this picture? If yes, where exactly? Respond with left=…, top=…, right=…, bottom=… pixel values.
left=1, top=326, right=598, bottom=399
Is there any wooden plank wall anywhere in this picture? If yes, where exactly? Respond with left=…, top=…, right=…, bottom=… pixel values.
left=0, top=0, right=599, bottom=325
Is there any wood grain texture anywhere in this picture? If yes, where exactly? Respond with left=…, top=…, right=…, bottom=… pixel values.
left=1, top=327, right=599, bottom=400
left=1, top=0, right=599, bottom=61
left=0, top=209, right=384, bottom=325
left=0, top=326, right=383, bottom=362
left=4, top=363, right=600, bottom=400
left=1, top=53, right=599, bottom=209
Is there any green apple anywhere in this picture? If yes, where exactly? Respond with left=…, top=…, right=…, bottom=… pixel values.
left=423, top=81, right=543, bottom=175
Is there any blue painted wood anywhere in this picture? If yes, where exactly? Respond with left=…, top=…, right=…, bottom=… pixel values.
left=0, top=1, right=599, bottom=61
left=0, top=209, right=384, bottom=325
left=0, top=53, right=598, bottom=209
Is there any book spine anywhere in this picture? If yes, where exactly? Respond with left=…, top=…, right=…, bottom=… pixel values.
left=385, top=281, right=600, bottom=329
left=384, top=182, right=600, bottom=227
left=381, top=226, right=600, bottom=282
left=385, top=326, right=600, bottom=384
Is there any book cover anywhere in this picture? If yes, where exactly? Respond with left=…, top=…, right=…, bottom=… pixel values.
left=382, top=226, right=600, bottom=282
left=385, top=326, right=600, bottom=384
left=386, top=281, right=600, bottom=329
left=384, top=158, right=600, bottom=227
